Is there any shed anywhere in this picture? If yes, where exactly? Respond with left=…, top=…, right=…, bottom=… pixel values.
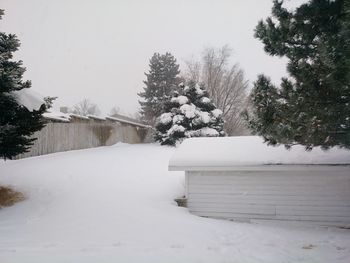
left=169, top=136, right=350, bottom=226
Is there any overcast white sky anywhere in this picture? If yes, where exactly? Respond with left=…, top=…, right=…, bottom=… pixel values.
left=1, top=0, right=305, bottom=116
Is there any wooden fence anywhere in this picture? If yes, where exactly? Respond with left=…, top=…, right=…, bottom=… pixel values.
left=16, top=118, right=152, bottom=159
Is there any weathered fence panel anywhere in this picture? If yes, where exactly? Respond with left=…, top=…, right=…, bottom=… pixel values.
left=16, top=121, right=152, bottom=159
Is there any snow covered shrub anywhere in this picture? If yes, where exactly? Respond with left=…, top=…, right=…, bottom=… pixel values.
left=155, top=81, right=225, bottom=145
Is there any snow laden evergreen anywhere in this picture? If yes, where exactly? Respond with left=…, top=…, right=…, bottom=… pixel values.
left=246, top=0, right=350, bottom=150
left=138, top=52, right=181, bottom=126
left=155, top=82, right=225, bottom=145
left=0, top=9, right=47, bottom=159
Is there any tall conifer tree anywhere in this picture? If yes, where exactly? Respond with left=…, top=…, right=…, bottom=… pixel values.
left=138, top=52, right=180, bottom=126
left=247, top=0, right=350, bottom=150
left=0, top=9, right=47, bottom=159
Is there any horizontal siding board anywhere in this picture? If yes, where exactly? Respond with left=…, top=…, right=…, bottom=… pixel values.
left=189, top=202, right=350, bottom=212
left=188, top=182, right=349, bottom=190
left=275, top=214, right=350, bottom=222
left=192, top=211, right=350, bottom=221
left=188, top=174, right=349, bottom=184
left=189, top=203, right=350, bottom=217
left=192, top=211, right=350, bottom=223
left=188, top=181, right=348, bottom=188
left=188, top=204, right=276, bottom=215
left=188, top=196, right=350, bottom=206
left=189, top=172, right=350, bottom=179
left=188, top=187, right=349, bottom=196
left=250, top=218, right=346, bottom=227
left=188, top=178, right=349, bottom=187
left=188, top=193, right=350, bottom=201
left=192, top=211, right=277, bottom=221
left=186, top=169, right=350, bottom=226
left=276, top=207, right=350, bottom=217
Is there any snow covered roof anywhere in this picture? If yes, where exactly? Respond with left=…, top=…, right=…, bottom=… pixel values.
left=69, top=113, right=90, bottom=120
left=169, top=136, right=350, bottom=171
left=86, top=115, right=106, bottom=121
left=11, top=88, right=45, bottom=111
left=43, top=110, right=71, bottom=122
left=106, top=116, right=151, bottom=128
left=41, top=110, right=150, bottom=128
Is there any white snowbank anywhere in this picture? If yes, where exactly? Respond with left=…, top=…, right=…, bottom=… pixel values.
left=11, top=88, right=45, bottom=111
left=169, top=136, right=350, bottom=170
left=0, top=144, right=349, bottom=262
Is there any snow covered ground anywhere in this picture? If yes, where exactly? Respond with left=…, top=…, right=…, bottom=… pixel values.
left=0, top=143, right=349, bottom=263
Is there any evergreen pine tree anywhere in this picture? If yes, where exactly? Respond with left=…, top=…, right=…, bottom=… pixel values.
left=246, top=0, right=350, bottom=150
left=138, top=52, right=180, bottom=126
left=155, top=82, right=225, bottom=146
left=0, top=9, right=47, bottom=159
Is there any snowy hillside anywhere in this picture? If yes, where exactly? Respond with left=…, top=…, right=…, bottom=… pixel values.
left=0, top=143, right=350, bottom=263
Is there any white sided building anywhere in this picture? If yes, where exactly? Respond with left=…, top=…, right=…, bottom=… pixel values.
left=169, top=136, right=350, bottom=226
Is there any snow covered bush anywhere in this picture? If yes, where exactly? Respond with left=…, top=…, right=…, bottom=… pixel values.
left=155, top=81, right=225, bottom=145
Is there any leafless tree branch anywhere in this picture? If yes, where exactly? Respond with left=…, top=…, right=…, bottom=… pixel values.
left=184, top=45, right=250, bottom=135
left=72, top=99, right=101, bottom=116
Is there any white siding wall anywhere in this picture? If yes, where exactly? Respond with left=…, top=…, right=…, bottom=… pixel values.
left=186, top=167, right=350, bottom=226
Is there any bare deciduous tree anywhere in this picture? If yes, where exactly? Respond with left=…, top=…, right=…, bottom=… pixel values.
left=185, top=45, right=250, bottom=135
left=109, top=106, right=121, bottom=116
left=108, top=106, right=144, bottom=124
left=72, top=99, right=101, bottom=116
